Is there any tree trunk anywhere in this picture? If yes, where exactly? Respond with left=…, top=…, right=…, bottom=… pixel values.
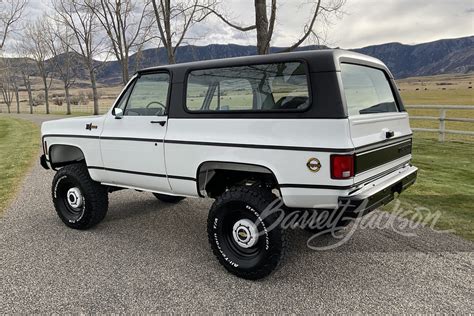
left=15, top=86, right=20, bottom=113
left=65, top=83, right=71, bottom=115
left=6, top=100, right=11, bottom=113
left=122, top=57, right=129, bottom=85
left=42, top=75, right=50, bottom=114
left=164, top=34, right=175, bottom=64
left=254, top=0, right=270, bottom=55
left=164, top=0, right=175, bottom=65
left=167, top=49, right=176, bottom=64
left=26, top=82, right=33, bottom=114
left=90, top=69, right=99, bottom=115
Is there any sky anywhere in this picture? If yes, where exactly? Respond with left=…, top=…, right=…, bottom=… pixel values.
left=17, top=0, right=474, bottom=49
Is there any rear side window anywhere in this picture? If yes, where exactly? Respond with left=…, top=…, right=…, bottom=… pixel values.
left=186, top=62, right=310, bottom=112
left=341, top=63, right=398, bottom=116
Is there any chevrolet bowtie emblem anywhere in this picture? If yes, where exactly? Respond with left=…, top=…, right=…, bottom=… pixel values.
left=85, top=123, right=98, bottom=130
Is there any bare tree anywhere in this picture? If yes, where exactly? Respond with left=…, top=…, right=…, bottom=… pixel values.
left=0, top=0, right=28, bottom=51
left=15, top=84, right=20, bottom=113
left=20, top=66, right=34, bottom=114
left=150, top=0, right=214, bottom=64
left=21, top=17, right=53, bottom=114
left=44, top=18, right=76, bottom=115
left=90, top=0, right=154, bottom=85
left=0, top=59, right=15, bottom=113
left=53, top=0, right=105, bottom=115
left=206, top=0, right=345, bottom=54
left=14, top=42, right=35, bottom=114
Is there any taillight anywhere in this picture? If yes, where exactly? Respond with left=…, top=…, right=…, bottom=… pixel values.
left=330, top=154, right=354, bottom=179
left=43, top=140, right=48, bottom=155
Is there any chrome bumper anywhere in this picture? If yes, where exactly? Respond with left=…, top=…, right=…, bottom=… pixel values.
left=339, top=165, right=418, bottom=215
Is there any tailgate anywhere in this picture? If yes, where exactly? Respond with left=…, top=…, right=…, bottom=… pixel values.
left=349, top=112, right=413, bottom=185
left=339, top=63, right=413, bottom=186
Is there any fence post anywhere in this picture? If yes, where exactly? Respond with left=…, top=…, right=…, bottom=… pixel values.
left=439, top=108, right=446, bottom=142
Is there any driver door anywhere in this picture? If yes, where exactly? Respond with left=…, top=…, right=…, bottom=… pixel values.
left=99, top=72, right=171, bottom=193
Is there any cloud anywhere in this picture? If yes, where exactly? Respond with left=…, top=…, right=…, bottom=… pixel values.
left=328, top=0, right=474, bottom=48
left=187, top=0, right=473, bottom=48
left=9, top=0, right=474, bottom=52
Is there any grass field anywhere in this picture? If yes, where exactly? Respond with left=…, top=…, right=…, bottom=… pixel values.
left=0, top=117, right=40, bottom=215
left=398, top=73, right=473, bottom=105
left=382, top=138, right=474, bottom=240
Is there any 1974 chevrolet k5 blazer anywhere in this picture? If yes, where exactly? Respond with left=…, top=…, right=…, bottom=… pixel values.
left=40, top=50, right=417, bottom=279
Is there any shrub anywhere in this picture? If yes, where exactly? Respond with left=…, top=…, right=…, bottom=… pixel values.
left=32, top=93, right=44, bottom=106
left=51, top=92, right=65, bottom=99
left=70, top=96, right=80, bottom=105
left=87, top=90, right=101, bottom=100
left=70, top=93, right=89, bottom=106
left=53, top=96, right=63, bottom=106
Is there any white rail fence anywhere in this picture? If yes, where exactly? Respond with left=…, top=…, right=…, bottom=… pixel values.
left=406, top=105, right=474, bottom=142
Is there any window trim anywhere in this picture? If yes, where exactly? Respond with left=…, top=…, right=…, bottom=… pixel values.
left=339, top=62, right=401, bottom=116
left=112, top=70, right=172, bottom=117
left=111, top=75, right=137, bottom=116
left=183, top=59, right=313, bottom=114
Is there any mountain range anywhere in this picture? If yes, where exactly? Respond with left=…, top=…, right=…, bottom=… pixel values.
left=3, top=36, right=473, bottom=85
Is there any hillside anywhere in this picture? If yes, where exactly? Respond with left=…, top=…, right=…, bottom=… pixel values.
left=1, top=36, right=472, bottom=85
left=354, top=36, right=474, bottom=78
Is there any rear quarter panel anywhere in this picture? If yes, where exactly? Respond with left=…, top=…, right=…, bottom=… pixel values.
left=164, top=118, right=354, bottom=207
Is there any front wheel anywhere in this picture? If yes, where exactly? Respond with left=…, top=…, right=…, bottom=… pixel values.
left=52, top=163, right=108, bottom=229
left=207, top=186, right=287, bottom=280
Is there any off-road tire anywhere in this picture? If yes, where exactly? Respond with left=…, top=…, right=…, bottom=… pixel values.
left=52, top=163, right=108, bottom=230
left=207, top=186, right=287, bottom=280
left=152, top=193, right=185, bottom=203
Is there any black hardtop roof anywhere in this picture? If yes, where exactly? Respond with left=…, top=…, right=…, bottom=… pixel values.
left=137, top=49, right=392, bottom=78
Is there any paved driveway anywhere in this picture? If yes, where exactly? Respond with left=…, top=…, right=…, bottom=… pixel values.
left=1, top=114, right=473, bottom=313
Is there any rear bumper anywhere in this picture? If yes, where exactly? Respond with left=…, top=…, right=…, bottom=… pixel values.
left=339, top=164, right=417, bottom=216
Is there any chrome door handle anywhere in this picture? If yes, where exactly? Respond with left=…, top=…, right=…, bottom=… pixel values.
left=150, top=120, right=166, bottom=126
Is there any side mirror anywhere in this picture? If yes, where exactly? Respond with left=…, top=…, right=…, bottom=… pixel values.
left=114, top=108, right=124, bottom=119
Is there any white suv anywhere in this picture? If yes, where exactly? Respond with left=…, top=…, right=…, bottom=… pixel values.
left=40, top=50, right=417, bottom=279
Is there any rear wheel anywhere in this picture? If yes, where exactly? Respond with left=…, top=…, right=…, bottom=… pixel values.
left=152, top=193, right=185, bottom=203
left=52, top=163, right=108, bottom=230
left=208, top=186, right=286, bottom=280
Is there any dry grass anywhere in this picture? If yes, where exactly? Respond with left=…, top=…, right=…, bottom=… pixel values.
left=396, top=74, right=474, bottom=142
left=397, top=73, right=474, bottom=105
left=2, top=74, right=473, bottom=141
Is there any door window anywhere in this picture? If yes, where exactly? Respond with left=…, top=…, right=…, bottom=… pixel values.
left=121, top=73, right=170, bottom=116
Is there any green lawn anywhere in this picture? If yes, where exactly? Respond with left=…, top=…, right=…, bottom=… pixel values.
left=383, top=137, right=474, bottom=240
left=0, top=116, right=40, bottom=215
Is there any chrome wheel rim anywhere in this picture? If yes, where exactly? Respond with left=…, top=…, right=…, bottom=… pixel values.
left=66, top=187, right=83, bottom=209
left=232, top=218, right=259, bottom=248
